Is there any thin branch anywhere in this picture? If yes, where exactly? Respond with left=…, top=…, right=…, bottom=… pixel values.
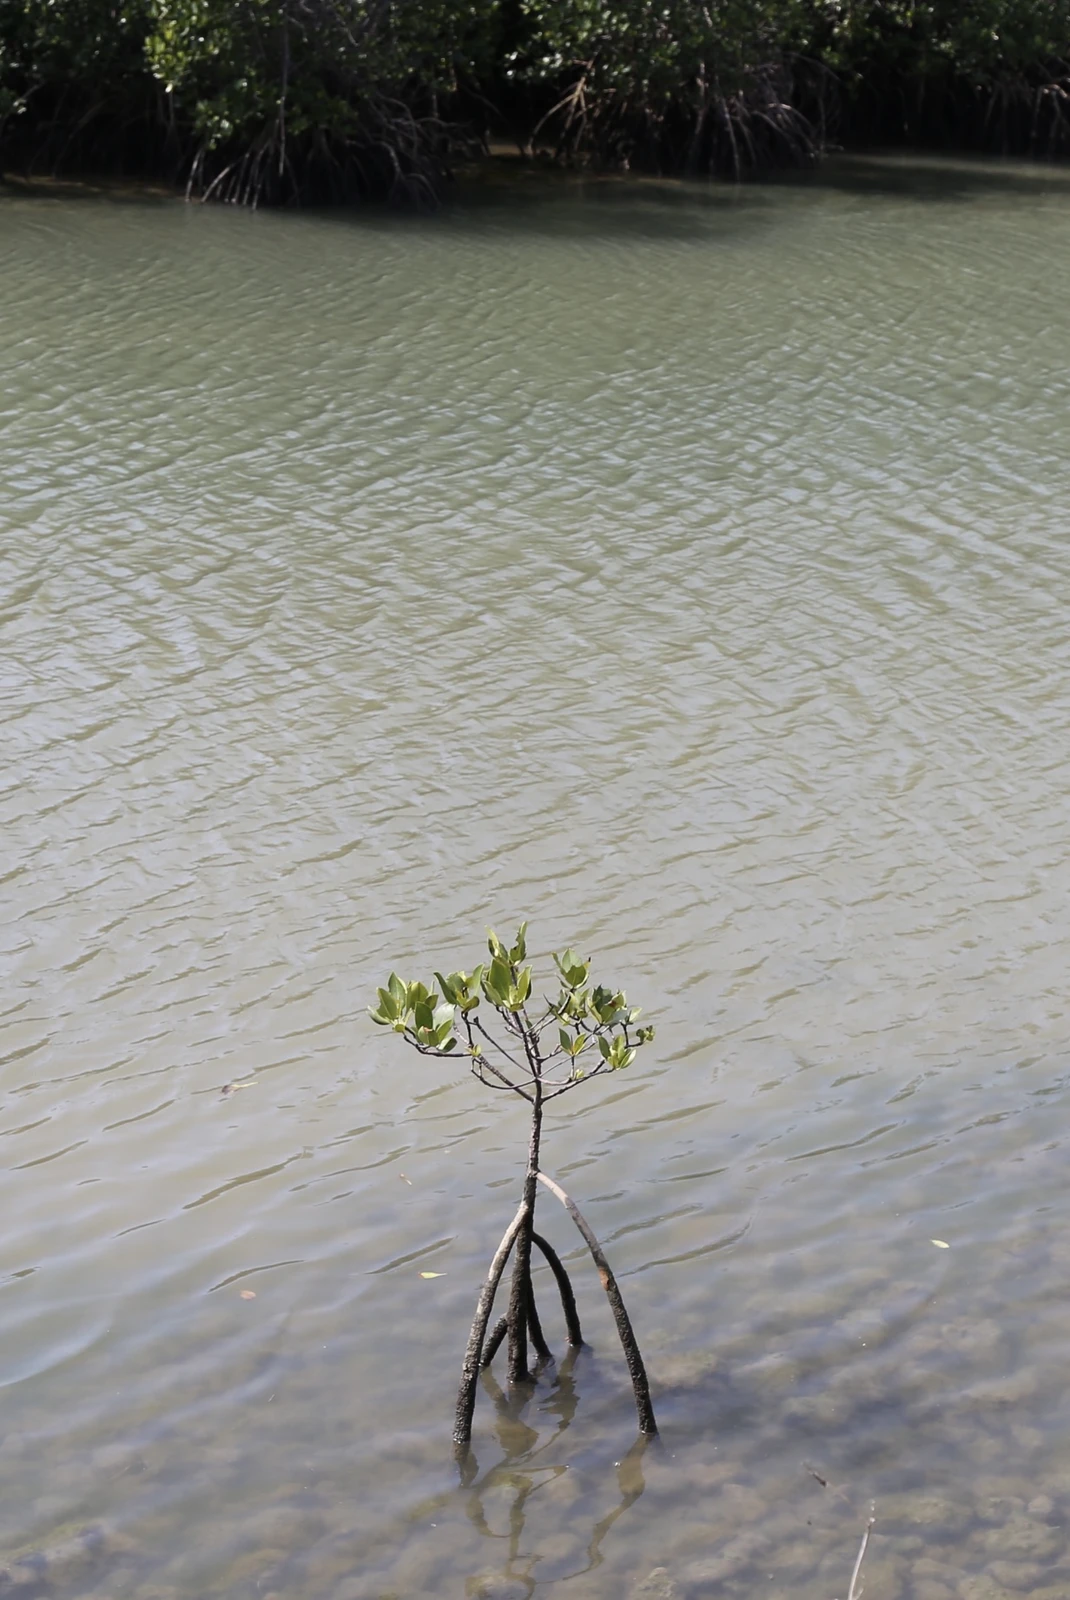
left=469, top=1060, right=533, bottom=1103
left=542, top=1062, right=614, bottom=1101
left=463, top=1016, right=533, bottom=1101
left=473, top=1018, right=531, bottom=1078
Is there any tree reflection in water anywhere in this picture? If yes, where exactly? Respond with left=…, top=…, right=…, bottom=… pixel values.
left=460, top=1350, right=653, bottom=1594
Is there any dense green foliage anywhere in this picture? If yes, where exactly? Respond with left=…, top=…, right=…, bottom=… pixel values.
left=2, top=0, right=1069, bottom=201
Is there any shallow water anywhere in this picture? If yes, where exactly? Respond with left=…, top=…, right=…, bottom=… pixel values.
left=3, top=154, right=1070, bottom=1600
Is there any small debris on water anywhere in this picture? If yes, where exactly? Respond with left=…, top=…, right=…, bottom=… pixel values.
left=221, top=1079, right=258, bottom=1098
left=420, top=1271, right=445, bottom=1279
left=240, top=1290, right=257, bottom=1299
left=931, top=1239, right=950, bottom=1249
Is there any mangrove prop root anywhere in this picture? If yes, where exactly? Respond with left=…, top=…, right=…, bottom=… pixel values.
left=536, top=1171, right=658, bottom=1437
left=480, top=1293, right=551, bottom=1370
left=480, top=1314, right=509, bottom=1370
left=526, top=1281, right=552, bottom=1363
left=454, top=1201, right=528, bottom=1446
left=531, top=1230, right=583, bottom=1346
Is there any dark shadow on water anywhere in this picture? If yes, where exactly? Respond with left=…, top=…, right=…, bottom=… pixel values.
left=772, top=148, right=1070, bottom=202
left=288, top=147, right=1070, bottom=247
left=7, top=148, right=1065, bottom=241
left=298, top=172, right=776, bottom=245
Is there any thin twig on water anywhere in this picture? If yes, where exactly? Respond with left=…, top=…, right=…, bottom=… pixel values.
left=842, top=1508, right=875, bottom=1600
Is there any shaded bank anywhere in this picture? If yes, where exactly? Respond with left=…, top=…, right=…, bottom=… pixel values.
left=1, top=0, right=1067, bottom=204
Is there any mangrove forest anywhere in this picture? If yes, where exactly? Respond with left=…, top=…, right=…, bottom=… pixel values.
left=1, top=0, right=1069, bottom=205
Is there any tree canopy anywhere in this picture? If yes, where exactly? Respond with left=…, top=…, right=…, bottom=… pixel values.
left=2, top=0, right=1068, bottom=202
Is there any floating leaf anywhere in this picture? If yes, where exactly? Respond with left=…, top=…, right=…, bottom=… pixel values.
left=240, top=1290, right=257, bottom=1299
left=420, top=1271, right=445, bottom=1279
left=931, top=1239, right=950, bottom=1249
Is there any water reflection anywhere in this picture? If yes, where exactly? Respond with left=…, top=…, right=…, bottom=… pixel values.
left=460, top=1358, right=651, bottom=1595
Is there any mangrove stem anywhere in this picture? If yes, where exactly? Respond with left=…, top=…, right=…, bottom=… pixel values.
left=505, top=1075, right=543, bottom=1384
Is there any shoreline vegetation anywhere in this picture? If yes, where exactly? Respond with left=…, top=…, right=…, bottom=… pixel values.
left=1, top=0, right=1068, bottom=208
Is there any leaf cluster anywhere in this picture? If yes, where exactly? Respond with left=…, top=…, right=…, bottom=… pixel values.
left=370, top=924, right=655, bottom=1103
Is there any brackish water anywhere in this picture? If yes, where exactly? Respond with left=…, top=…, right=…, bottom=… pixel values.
left=3, top=156, right=1070, bottom=1600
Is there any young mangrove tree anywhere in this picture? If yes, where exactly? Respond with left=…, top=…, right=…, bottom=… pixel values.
left=370, top=923, right=658, bottom=1448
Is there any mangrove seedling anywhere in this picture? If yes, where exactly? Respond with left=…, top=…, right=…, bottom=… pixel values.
left=370, top=924, right=658, bottom=1447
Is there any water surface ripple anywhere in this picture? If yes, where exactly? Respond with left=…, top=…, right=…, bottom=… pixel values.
left=3, top=157, right=1070, bottom=1600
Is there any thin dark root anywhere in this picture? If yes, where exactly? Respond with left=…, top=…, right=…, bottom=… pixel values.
left=532, top=1231, right=583, bottom=1346
left=480, top=1315, right=508, bottom=1370
left=526, top=1282, right=553, bottom=1363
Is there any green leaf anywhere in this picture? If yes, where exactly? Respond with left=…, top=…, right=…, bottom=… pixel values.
left=388, top=972, right=406, bottom=1006
left=435, top=971, right=457, bottom=1004
left=414, top=1000, right=434, bottom=1031
left=489, top=956, right=513, bottom=997
left=510, top=921, right=528, bottom=962
left=559, top=1026, right=572, bottom=1053
left=598, top=1035, right=612, bottom=1062
left=553, top=947, right=589, bottom=988
left=374, top=985, right=400, bottom=1020
left=458, top=965, right=483, bottom=1011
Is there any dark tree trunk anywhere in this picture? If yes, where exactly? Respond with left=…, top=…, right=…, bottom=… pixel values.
left=505, top=1083, right=543, bottom=1383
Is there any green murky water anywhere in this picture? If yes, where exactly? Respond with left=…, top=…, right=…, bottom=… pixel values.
left=3, top=156, right=1070, bottom=1600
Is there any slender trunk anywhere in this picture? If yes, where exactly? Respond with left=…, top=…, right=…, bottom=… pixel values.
left=453, top=1200, right=528, bottom=1446
left=505, top=1082, right=542, bottom=1382
left=537, top=1171, right=658, bottom=1437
